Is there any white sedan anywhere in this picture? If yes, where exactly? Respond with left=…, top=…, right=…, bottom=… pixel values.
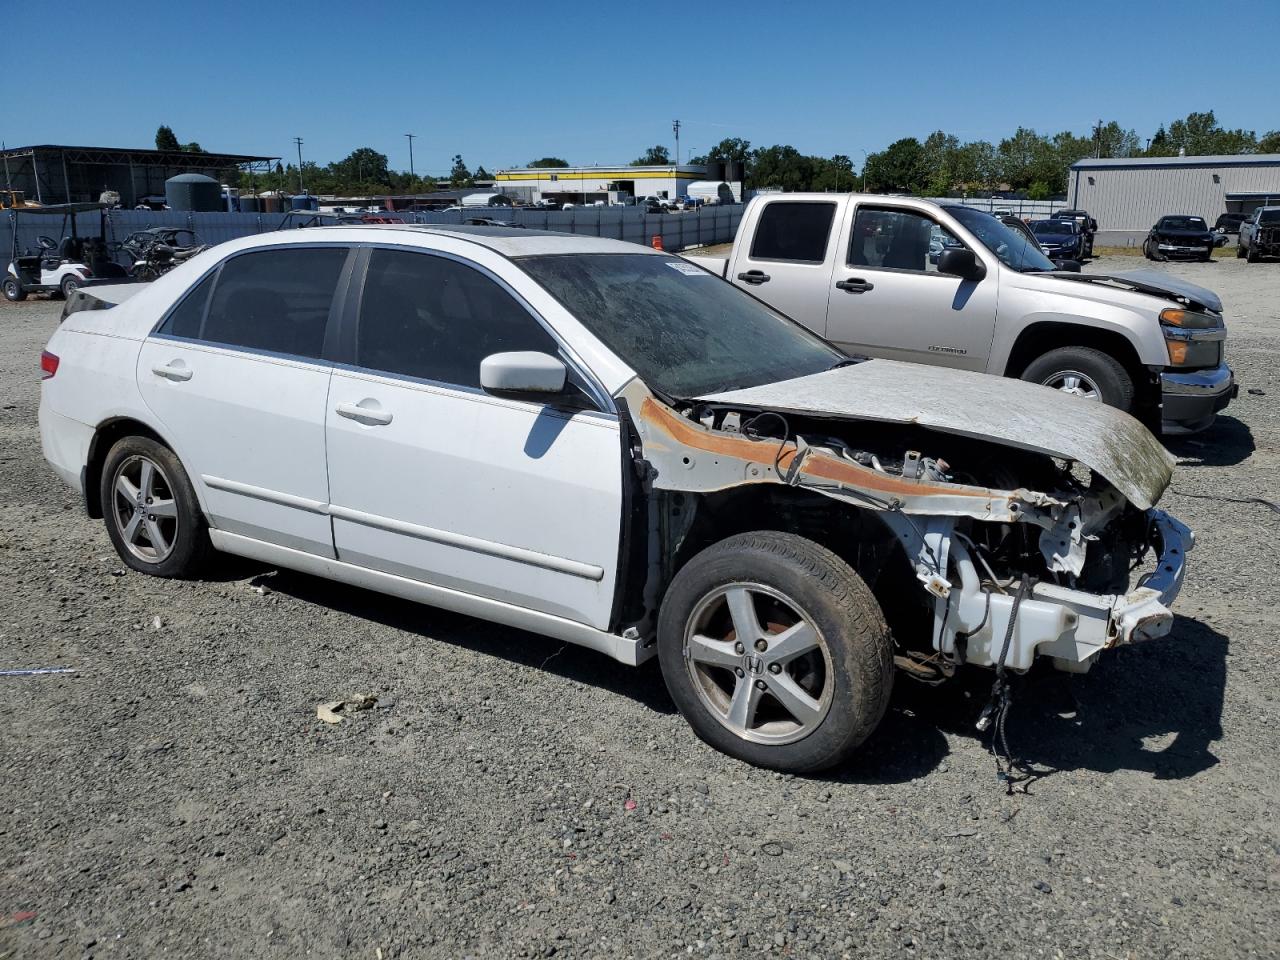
left=40, top=225, right=1191, bottom=772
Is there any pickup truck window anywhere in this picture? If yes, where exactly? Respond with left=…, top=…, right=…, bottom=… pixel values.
left=518, top=253, right=843, bottom=399
left=848, top=208, right=960, bottom=273
left=749, top=202, right=836, bottom=263
left=945, top=206, right=1057, bottom=273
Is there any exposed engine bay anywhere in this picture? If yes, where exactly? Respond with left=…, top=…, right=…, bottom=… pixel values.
left=619, top=369, right=1192, bottom=680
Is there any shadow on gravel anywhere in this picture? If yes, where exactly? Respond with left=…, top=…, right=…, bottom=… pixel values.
left=262, top=568, right=678, bottom=715
left=825, top=614, right=1226, bottom=786
left=1166, top=415, right=1254, bottom=467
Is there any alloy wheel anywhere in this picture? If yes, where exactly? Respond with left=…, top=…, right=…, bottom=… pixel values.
left=1041, top=369, right=1102, bottom=400
left=110, top=455, right=179, bottom=564
left=683, top=582, right=833, bottom=745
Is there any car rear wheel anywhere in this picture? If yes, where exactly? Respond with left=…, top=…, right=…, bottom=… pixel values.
left=2, top=277, right=25, bottom=302
left=100, top=436, right=211, bottom=578
left=1022, top=346, right=1135, bottom=413
left=658, top=532, right=892, bottom=773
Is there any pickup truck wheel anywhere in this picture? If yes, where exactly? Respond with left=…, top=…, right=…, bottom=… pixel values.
left=1247, top=243, right=1260, bottom=263
left=1236, top=244, right=1246, bottom=259
left=657, top=532, right=892, bottom=773
left=1022, top=346, right=1134, bottom=413
left=100, top=436, right=211, bottom=579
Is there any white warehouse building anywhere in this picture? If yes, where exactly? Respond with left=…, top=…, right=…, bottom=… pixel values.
left=492, top=164, right=742, bottom=206
left=1069, top=154, right=1280, bottom=231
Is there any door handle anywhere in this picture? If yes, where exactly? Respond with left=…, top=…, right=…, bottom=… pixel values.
left=737, top=270, right=771, bottom=285
left=151, top=360, right=193, bottom=381
left=335, top=399, right=393, bottom=426
left=836, top=278, right=875, bottom=294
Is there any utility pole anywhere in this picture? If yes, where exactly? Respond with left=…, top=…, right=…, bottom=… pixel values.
left=1093, top=119, right=1103, bottom=158
left=293, top=137, right=305, bottom=194
left=406, top=133, right=416, bottom=180
left=672, top=119, right=681, bottom=165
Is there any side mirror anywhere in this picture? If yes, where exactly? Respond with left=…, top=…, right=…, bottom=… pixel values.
left=480, top=351, right=567, bottom=398
left=937, top=247, right=986, bottom=281
left=1053, top=259, right=1082, bottom=272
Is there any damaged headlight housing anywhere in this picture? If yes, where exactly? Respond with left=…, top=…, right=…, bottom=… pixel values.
left=1160, top=307, right=1223, bottom=367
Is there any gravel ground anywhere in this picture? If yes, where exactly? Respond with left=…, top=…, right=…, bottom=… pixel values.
left=1, top=257, right=1278, bottom=960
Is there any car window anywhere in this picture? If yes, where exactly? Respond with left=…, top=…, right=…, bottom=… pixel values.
left=749, top=202, right=836, bottom=263
left=160, top=272, right=216, bottom=339
left=849, top=208, right=962, bottom=273
left=193, top=247, right=347, bottom=358
left=356, top=249, right=559, bottom=388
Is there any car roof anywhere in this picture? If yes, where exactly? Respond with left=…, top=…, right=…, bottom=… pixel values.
left=228, top=223, right=666, bottom=258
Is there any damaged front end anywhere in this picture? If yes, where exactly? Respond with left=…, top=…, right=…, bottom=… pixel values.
left=620, top=375, right=1192, bottom=678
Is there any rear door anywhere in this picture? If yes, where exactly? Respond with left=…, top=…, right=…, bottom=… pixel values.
left=729, top=199, right=840, bottom=334
left=823, top=202, right=998, bottom=371
left=137, top=245, right=352, bottom=556
left=324, top=245, right=623, bottom=630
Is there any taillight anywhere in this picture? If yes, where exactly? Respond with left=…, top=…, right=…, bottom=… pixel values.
left=40, top=350, right=59, bottom=380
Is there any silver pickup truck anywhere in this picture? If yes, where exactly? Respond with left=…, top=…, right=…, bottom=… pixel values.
left=687, top=194, right=1236, bottom=434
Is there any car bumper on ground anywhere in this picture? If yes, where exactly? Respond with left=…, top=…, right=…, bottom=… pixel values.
left=1161, top=362, right=1237, bottom=434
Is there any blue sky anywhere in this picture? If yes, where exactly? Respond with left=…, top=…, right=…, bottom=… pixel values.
left=5, top=0, right=1277, bottom=174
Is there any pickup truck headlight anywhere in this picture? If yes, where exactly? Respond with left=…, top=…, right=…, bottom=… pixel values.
left=1161, top=308, right=1224, bottom=367
left=1160, top=307, right=1219, bottom=329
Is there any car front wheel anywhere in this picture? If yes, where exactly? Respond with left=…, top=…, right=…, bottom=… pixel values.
left=658, top=532, right=892, bottom=773
left=100, top=435, right=211, bottom=578
left=1021, top=346, right=1135, bottom=413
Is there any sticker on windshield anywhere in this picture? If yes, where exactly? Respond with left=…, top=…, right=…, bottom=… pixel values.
left=666, top=261, right=710, bottom=276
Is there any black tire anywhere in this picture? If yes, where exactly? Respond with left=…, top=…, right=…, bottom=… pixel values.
left=60, top=274, right=81, bottom=299
left=100, top=435, right=211, bottom=578
left=1236, top=243, right=1245, bottom=259
left=1247, top=243, right=1260, bottom=263
left=2, top=277, right=25, bottom=302
left=657, top=531, right=892, bottom=773
left=1021, top=345, right=1135, bottom=413
left=1143, top=239, right=1164, bottom=262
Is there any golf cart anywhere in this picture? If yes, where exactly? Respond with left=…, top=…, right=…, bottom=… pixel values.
left=4, top=202, right=129, bottom=302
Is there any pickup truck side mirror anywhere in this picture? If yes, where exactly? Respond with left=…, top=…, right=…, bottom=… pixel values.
left=937, top=247, right=987, bottom=281
left=1053, top=259, right=1082, bottom=272
left=479, top=351, right=567, bottom=398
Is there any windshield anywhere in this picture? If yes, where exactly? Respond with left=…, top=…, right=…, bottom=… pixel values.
left=946, top=206, right=1057, bottom=272
left=1031, top=220, right=1073, bottom=236
left=517, top=253, right=844, bottom=398
left=1159, top=216, right=1207, bottom=230
left=1259, top=209, right=1280, bottom=223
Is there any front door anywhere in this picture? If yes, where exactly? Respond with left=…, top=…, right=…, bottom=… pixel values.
left=825, top=204, right=998, bottom=371
left=137, top=245, right=351, bottom=556
left=324, top=247, right=623, bottom=630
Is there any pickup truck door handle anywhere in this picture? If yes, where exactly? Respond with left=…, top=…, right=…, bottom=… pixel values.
left=835, top=278, right=875, bottom=294
left=151, top=360, right=193, bottom=381
left=737, top=270, right=771, bottom=285
left=335, top=399, right=393, bottom=426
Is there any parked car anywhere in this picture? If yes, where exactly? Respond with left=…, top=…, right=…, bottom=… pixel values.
left=1142, top=216, right=1216, bottom=262
left=643, top=199, right=666, bottom=214
left=1029, top=218, right=1085, bottom=262
left=1214, top=212, right=1250, bottom=235
left=39, top=225, right=1193, bottom=773
left=465, top=217, right=524, bottom=228
left=1051, top=209, right=1098, bottom=258
left=999, top=216, right=1080, bottom=271
left=1237, top=206, right=1280, bottom=262
left=685, top=194, right=1235, bottom=433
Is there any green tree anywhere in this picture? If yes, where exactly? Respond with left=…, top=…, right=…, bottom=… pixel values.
left=1259, top=130, right=1280, bottom=153
left=449, top=154, right=473, bottom=187
left=692, top=138, right=753, bottom=164
left=474, top=165, right=491, bottom=180
left=1150, top=110, right=1257, bottom=156
left=749, top=145, right=815, bottom=191
left=632, top=145, right=671, bottom=165
left=810, top=154, right=859, bottom=192
left=155, top=125, right=180, bottom=152
left=863, top=138, right=926, bottom=193
left=337, top=147, right=391, bottom=187
left=181, top=142, right=206, bottom=154
left=528, top=157, right=570, bottom=168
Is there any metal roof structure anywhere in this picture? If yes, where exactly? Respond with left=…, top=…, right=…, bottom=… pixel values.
left=1071, top=154, right=1280, bottom=170
left=0, top=143, right=279, bottom=206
